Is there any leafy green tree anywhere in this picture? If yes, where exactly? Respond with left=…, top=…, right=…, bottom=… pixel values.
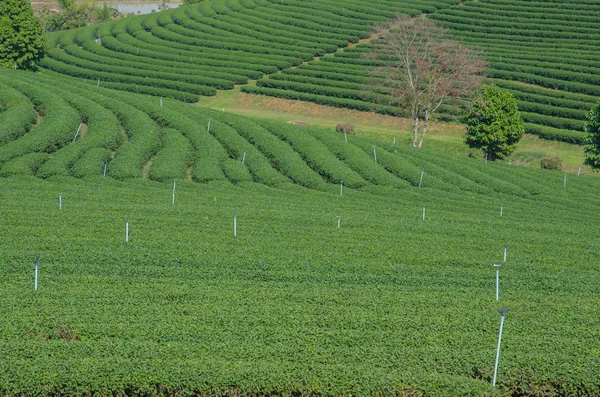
left=0, top=0, right=46, bottom=70
left=583, top=102, right=600, bottom=170
left=464, top=85, right=524, bottom=161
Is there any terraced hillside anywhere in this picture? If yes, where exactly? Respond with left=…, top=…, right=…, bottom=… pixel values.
left=246, top=0, right=600, bottom=144
left=1, top=66, right=600, bottom=396
left=40, top=0, right=600, bottom=145
left=42, top=0, right=460, bottom=102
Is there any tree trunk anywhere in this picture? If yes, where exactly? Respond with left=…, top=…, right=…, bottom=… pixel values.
left=412, top=115, right=419, bottom=147
left=418, top=109, right=428, bottom=148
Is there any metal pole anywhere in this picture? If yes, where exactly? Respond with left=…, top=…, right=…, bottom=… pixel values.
left=493, top=263, right=502, bottom=301
left=578, top=167, right=581, bottom=176
left=564, top=173, right=567, bottom=187
left=344, top=131, right=347, bottom=143
left=59, top=193, right=62, bottom=210
left=172, top=180, right=176, bottom=205
left=422, top=206, right=426, bottom=221
left=373, top=147, right=377, bottom=163
left=234, top=212, right=237, bottom=237
left=393, top=137, right=396, bottom=144
left=73, top=123, right=83, bottom=143
left=160, top=97, right=163, bottom=107
left=419, top=169, right=425, bottom=188
left=103, top=162, right=107, bottom=177
left=337, top=216, right=341, bottom=228
left=97, top=78, right=100, bottom=87
left=503, top=244, right=508, bottom=264
left=500, top=206, right=503, bottom=217
left=241, top=151, right=246, bottom=164
left=34, top=260, right=39, bottom=291
left=207, top=120, right=211, bottom=134
left=126, top=219, right=129, bottom=242
left=493, top=308, right=509, bottom=387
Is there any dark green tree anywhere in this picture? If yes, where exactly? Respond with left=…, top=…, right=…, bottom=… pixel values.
left=464, top=85, right=524, bottom=161
left=583, top=102, right=600, bottom=170
left=0, top=0, right=46, bottom=70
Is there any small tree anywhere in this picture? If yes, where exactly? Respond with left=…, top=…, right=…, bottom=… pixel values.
left=0, top=0, right=46, bottom=70
left=464, top=85, right=524, bottom=161
left=367, top=17, right=485, bottom=148
left=583, top=102, right=600, bottom=171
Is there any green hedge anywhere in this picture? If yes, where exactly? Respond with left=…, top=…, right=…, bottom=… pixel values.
left=148, top=128, right=193, bottom=182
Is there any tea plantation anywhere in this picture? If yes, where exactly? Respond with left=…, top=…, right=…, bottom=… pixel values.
left=34, top=0, right=600, bottom=144
left=0, top=65, right=599, bottom=396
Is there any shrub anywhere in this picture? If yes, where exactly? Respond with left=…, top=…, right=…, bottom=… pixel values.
left=540, top=156, right=563, bottom=171
left=336, top=123, right=355, bottom=134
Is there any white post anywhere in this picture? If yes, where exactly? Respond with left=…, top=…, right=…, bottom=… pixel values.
left=222, top=107, right=225, bottom=112
left=125, top=219, right=129, bottom=242
left=73, top=123, right=83, bottom=143
left=59, top=193, right=62, bottom=210
left=207, top=120, right=211, bottom=134
left=340, top=181, right=343, bottom=197
left=97, top=78, right=100, bottom=87
left=493, top=263, right=502, bottom=301
left=503, top=244, right=508, bottom=264
left=241, top=151, right=246, bottom=164
left=564, top=173, right=567, bottom=187
left=419, top=169, right=425, bottom=188
left=34, top=260, right=39, bottom=291
left=500, top=206, right=503, bottom=217
left=172, top=180, right=176, bottom=205
left=234, top=212, right=237, bottom=237
left=578, top=167, right=581, bottom=176
left=422, top=205, right=426, bottom=221
left=103, top=162, right=107, bottom=176
left=493, top=308, right=509, bottom=387
left=337, top=216, right=341, bottom=229
left=373, top=147, right=377, bottom=163
left=160, top=97, right=163, bottom=107
left=393, top=137, right=396, bottom=144
left=344, top=131, right=347, bottom=143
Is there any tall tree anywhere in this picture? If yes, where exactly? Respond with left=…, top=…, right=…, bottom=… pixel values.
left=0, top=0, right=46, bottom=70
left=368, top=17, right=485, bottom=148
left=583, top=102, right=600, bottom=171
left=464, top=85, right=524, bottom=161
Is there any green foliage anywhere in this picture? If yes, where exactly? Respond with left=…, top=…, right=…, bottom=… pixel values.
left=0, top=0, right=46, bottom=70
left=147, top=128, right=193, bottom=182
left=71, top=147, right=112, bottom=177
left=583, top=102, right=600, bottom=171
left=2, top=60, right=600, bottom=397
left=464, top=85, right=524, bottom=161
left=0, top=152, right=49, bottom=176
left=37, top=0, right=120, bottom=32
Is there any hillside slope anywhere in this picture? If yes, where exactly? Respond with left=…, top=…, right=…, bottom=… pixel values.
left=1, top=64, right=600, bottom=395
left=39, top=0, right=600, bottom=145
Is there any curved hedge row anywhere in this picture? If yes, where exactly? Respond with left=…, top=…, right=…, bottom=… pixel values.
left=0, top=83, right=38, bottom=147
left=0, top=77, right=81, bottom=166
left=147, top=128, right=194, bottom=182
